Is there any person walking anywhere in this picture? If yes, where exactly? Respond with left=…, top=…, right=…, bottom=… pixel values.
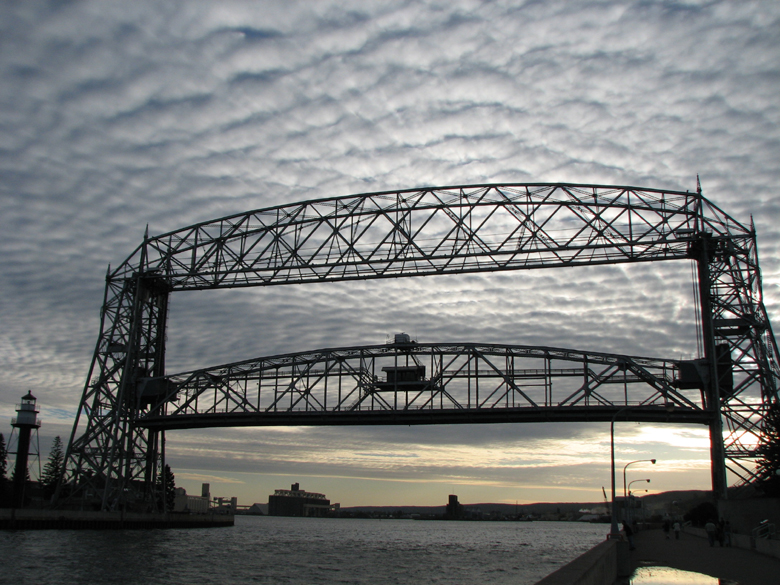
left=717, top=520, right=726, bottom=547
left=622, top=522, right=636, bottom=551
left=705, top=519, right=717, bottom=547
left=673, top=520, right=681, bottom=540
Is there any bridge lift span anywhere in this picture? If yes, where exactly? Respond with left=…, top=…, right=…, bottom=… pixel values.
left=138, top=339, right=711, bottom=430
left=55, top=183, right=780, bottom=511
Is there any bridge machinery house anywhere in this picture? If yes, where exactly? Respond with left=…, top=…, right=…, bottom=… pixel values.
left=268, top=484, right=332, bottom=517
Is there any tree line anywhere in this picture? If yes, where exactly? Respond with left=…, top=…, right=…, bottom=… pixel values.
left=0, top=433, right=63, bottom=506
left=1, top=433, right=176, bottom=510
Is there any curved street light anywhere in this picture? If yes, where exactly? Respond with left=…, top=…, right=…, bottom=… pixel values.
left=610, top=404, right=672, bottom=539
left=628, top=478, right=650, bottom=496
left=623, top=459, right=656, bottom=497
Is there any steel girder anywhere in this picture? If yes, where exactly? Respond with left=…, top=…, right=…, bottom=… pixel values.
left=138, top=342, right=709, bottom=430
left=115, top=184, right=700, bottom=287
left=56, top=183, right=780, bottom=510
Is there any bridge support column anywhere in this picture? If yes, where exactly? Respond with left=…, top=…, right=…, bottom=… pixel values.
left=696, top=234, right=728, bottom=500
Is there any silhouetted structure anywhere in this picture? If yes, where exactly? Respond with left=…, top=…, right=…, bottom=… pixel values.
left=173, top=483, right=210, bottom=513
left=446, top=494, right=463, bottom=519
left=10, top=392, right=41, bottom=508
left=268, top=483, right=330, bottom=517
left=54, top=183, right=780, bottom=511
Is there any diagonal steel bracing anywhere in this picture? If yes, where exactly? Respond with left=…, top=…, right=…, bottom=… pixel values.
left=137, top=342, right=707, bottom=432
left=56, top=183, right=780, bottom=510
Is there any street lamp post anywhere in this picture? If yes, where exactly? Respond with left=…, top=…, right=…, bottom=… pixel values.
left=628, top=478, right=650, bottom=495
left=610, top=407, right=631, bottom=539
left=611, top=404, right=672, bottom=539
left=626, top=479, right=650, bottom=525
left=623, top=459, right=656, bottom=498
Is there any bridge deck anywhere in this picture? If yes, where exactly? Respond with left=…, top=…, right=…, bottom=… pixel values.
left=139, top=404, right=710, bottom=430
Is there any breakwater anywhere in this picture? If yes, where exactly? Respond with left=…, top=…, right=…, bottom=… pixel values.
left=0, top=508, right=234, bottom=529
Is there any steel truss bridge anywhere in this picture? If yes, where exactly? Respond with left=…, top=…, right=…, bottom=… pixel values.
left=56, top=183, right=780, bottom=511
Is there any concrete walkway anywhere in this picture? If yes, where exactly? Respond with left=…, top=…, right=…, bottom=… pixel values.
left=627, top=528, right=780, bottom=585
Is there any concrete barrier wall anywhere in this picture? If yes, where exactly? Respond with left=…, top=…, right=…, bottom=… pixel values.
left=718, top=498, right=780, bottom=536
left=685, top=525, right=780, bottom=561
left=534, top=539, right=619, bottom=585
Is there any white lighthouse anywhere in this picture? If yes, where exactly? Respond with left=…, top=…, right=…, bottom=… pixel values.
left=10, top=391, right=41, bottom=508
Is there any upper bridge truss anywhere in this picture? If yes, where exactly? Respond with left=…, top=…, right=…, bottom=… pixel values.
left=57, top=183, right=780, bottom=511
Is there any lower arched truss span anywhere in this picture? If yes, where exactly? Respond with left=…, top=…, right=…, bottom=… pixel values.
left=139, top=342, right=710, bottom=430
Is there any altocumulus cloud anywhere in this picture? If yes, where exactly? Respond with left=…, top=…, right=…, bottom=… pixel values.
left=1, top=0, right=779, bottom=505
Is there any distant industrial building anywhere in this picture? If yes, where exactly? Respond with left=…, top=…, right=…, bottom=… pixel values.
left=173, top=482, right=236, bottom=514
left=246, top=503, right=266, bottom=515
left=173, top=483, right=211, bottom=514
left=445, top=494, right=463, bottom=519
left=268, top=483, right=331, bottom=517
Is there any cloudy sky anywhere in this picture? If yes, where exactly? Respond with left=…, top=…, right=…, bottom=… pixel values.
left=2, top=0, right=779, bottom=507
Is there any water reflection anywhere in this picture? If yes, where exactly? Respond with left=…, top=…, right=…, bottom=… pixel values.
left=630, top=566, right=735, bottom=584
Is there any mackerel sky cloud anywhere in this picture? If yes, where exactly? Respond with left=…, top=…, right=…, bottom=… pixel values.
left=1, top=0, right=779, bottom=506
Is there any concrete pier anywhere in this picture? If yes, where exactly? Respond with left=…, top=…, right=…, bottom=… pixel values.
left=534, top=539, right=621, bottom=585
left=0, top=508, right=234, bottom=530
left=534, top=525, right=780, bottom=585
left=627, top=527, right=780, bottom=585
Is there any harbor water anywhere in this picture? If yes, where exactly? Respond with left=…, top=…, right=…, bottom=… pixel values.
left=1, top=516, right=608, bottom=585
